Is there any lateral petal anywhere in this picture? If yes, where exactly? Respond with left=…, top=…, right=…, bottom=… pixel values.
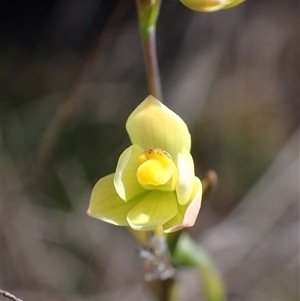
left=114, top=145, right=145, bottom=201
left=176, top=147, right=195, bottom=205
left=87, top=174, right=143, bottom=226
left=163, top=177, right=202, bottom=233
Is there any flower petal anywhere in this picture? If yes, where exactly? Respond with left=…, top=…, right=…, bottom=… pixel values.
left=87, top=174, right=142, bottom=226
left=163, top=177, right=202, bottom=233
left=126, top=95, right=191, bottom=158
left=127, top=191, right=178, bottom=230
left=176, top=147, right=195, bottom=205
left=114, top=145, right=145, bottom=201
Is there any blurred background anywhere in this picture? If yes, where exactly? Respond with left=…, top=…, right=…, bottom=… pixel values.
left=2, top=0, right=299, bottom=300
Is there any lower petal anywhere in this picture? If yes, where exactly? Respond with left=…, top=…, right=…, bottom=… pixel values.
left=87, top=174, right=142, bottom=226
left=163, top=177, right=202, bottom=233
left=127, top=191, right=178, bottom=231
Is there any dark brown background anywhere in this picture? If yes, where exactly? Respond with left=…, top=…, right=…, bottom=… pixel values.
left=2, top=0, right=299, bottom=300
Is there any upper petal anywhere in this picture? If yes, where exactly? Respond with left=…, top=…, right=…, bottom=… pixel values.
left=87, top=174, right=142, bottom=226
left=114, top=145, right=145, bottom=201
left=163, top=177, right=202, bottom=233
left=126, top=95, right=191, bottom=158
left=127, top=191, right=178, bottom=231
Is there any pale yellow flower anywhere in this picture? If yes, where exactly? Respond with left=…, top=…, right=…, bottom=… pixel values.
left=87, top=96, right=202, bottom=232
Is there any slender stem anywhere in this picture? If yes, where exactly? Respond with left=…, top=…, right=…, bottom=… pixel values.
left=134, top=2, right=176, bottom=300
left=166, top=230, right=182, bottom=255
left=140, top=230, right=176, bottom=301
left=147, top=278, right=176, bottom=301
left=142, top=27, right=163, bottom=100
left=135, top=0, right=163, bottom=101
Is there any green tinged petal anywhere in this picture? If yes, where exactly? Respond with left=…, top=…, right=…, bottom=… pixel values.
left=163, top=177, right=202, bottom=233
left=126, top=95, right=191, bottom=159
left=127, top=191, right=178, bottom=230
left=176, top=147, right=195, bottom=205
left=114, top=145, right=145, bottom=201
left=87, top=174, right=142, bottom=226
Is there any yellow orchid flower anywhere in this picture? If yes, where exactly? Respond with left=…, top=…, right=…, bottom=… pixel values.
left=87, top=96, right=202, bottom=232
left=180, top=0, right=245, bottom=12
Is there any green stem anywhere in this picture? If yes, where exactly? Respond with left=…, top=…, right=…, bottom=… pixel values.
left=173, top=233, right=227, bottom=301
left=136, top=0, right=163, bottom=101
left=135, top=2, right=174, bottom=300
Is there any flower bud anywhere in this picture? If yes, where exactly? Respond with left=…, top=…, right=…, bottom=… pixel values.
left=180, top=0, right=245, bottom=12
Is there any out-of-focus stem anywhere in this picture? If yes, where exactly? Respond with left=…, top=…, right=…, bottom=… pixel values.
left=0, top=289, right=24, bottom=301
left=136, top=0, right=163, bottom=101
